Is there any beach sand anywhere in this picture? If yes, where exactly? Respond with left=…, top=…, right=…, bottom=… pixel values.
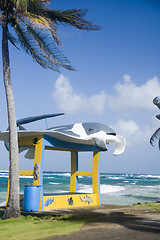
left=42, top=204, right=160, bottom=240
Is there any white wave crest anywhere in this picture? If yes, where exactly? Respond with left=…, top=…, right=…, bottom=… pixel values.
left=100, top=185, right=125, bottom=194
left=77, top=184, right=125, bottom=194
left=49, top=182, right=62, bottom=185
left=44, top=177, right=55, bottom=179
left=53, top=173, right=71, bottom=177
left=19, top=175, right=33, bottom=179
left=77, top=184, right=92, bottom=193
left=138, top=174, right=160, bottom=179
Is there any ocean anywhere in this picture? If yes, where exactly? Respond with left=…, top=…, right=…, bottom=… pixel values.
left=0, top=170, right=160, bottom=207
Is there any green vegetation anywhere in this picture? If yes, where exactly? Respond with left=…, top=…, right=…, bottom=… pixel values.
left=0, top=214, right=87, bottom=240
left=133, top=202, right=160, bottom=211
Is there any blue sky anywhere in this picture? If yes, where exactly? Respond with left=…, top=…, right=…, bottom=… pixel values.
left=0, top=0, right=160, bottom=174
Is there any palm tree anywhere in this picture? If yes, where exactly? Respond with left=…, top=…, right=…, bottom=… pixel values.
left=150, top=96, right=160, bottom=149
left=0, top=0, right=100, bottom=219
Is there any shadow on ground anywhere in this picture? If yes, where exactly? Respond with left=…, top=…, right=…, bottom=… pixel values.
left=1, top=205, right=160, bottom=240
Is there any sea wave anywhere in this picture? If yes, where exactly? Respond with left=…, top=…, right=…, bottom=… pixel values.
left=100, top=185, right=125, bottom=194
left=44, top=177, right=55, bottom=179
left=77, top=184, right=92, bottom=193
left=19, top=175, right=33, bottom=179
left=107, top=176, right=124, bottom=180
left=77, top=184, right=125, bottom=194
left=137, top=174, right=160, bottom=179
left=43, top=172, right=71, bottom=177
left=49, top=182, right=62, bottom=185
left=52, top=173, right=71, bottom=177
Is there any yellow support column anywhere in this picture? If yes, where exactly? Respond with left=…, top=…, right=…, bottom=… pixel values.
left=33, top=137, right=43, bottom=186
left=32, top=137, right=44, bottom=211
left=69, top=151, right=78, bottom=193
left=5, top=171, right=10, bottom=206
left=92, top=151, right=101, bottom=205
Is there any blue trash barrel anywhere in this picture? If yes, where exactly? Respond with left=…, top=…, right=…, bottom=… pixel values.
left=23, top=185, right=40, bottom=212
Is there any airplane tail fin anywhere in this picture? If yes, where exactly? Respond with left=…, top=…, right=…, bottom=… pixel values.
left=4, top=113, right=64, bottom=153
left=16, top=113, right=64, bottom=126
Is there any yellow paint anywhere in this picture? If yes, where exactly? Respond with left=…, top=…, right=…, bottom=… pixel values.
left=75, top=172, right=92, bottom=177
left=5, top=175, right=10, bottom=206
left=92, top=151, right=100, bottom=205
left=43, top=193, right=97, bottom=210
left=32, top=136, right=43, bottom=211
left=69, top=151, right=100, bottom=207
left=69, top=151, right=78, bottom=193
left=19, top=170, right=34, bottom=176
left=33, top=137, right=43, bottom=186
left=6, top=135, right=101, bottom=210
left=5, top=150, right=11, bottom=206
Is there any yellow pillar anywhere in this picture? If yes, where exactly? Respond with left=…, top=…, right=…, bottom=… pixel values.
left=92, top=151, right=100, bottom=205
left=69, top=151, right=78, bottom=193
left=32, top=137, right=44, bottom=211
left=5, top=168, right=10, bottom=206
left=33, top=137, right=43, bottom=186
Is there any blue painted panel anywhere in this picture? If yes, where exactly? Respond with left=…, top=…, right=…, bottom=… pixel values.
left=43, top=135, right=100, bottom=152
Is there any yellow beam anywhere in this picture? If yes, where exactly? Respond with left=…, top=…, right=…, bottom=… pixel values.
left=33, top=137, right=43, bottom=186
left=92, top=151, right=100, bottom=205
left=75, top=172, right=92, bottom=177
left=69, top=151, right=78, bottom=193
left=19, top=170, right=34, bottom=176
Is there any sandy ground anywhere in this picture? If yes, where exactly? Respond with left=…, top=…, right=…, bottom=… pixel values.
left=41, top=204, right=160, bottom=240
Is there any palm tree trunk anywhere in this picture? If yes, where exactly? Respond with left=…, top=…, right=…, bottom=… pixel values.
left=2, top=22, right=20, bottom=219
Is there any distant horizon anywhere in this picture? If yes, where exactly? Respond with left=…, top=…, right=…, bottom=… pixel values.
left=0, top=169, right=160, bottom=176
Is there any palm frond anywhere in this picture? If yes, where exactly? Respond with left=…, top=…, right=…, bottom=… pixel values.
left=46, top=9, right=101, bottom=31
left=7, top=30, right=19, bottom=49
left=14, top=20, right=74, bottom=71
left=21, top=17, right=74, bottom=69
left=25, top=13, right=62, bottom=46
left=2, top=1, right=101, bottom=72
left=153, top=96, right=160, bottom=109
left=14, top=22, right=58, bottom=71
left=0, top=13, right=4, bottom=25
left=150, top=128, right=160, bottom=147
left=13, top=0, right=48, bottom=12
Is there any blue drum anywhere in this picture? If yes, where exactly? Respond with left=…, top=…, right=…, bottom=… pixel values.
left=23, top=185, right=40, bottom=212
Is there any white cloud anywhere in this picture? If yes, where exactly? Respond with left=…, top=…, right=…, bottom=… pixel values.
left=52, top=74, right=158, bottom=148
left=52, top=74, right=160, bottom=115
left=52, top=74, right=106, bottom=114
left=111, top=119, right=152, bottom=146
left=107, top=75, right=160, bottom=111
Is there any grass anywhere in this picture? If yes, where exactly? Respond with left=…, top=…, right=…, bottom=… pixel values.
left=0, top=214, right=87, bottom=240
left=133, top=202, right=160, bottom=211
